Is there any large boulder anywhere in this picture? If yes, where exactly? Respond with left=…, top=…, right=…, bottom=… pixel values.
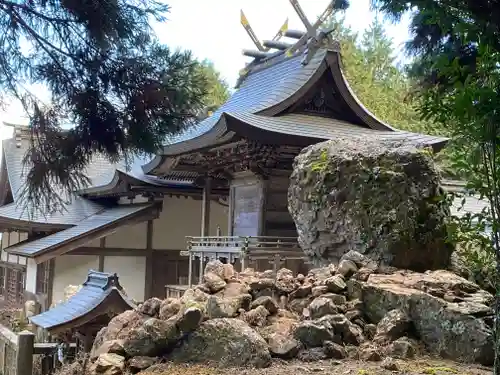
left=288, top=138, right=452, bottom=271
left=362, top=270, right=494, bottom=365
left=169, top=318, right=271, bottom=368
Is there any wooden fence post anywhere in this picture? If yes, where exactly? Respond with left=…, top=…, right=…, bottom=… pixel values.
left=16, top=331, right=35, bottom=375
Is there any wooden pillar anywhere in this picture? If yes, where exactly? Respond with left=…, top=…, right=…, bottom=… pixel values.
left=201, top=177, right=212, bottom=236
left=199, top=177, right=212, bottom=283
left=144, top=220, right=154, bottom=299
left=16, top=331, right=34, bottom=375
left=98, top=238, right=105, bottom=272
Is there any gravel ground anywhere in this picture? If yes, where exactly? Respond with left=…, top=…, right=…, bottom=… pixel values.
left=141, top=357, right=492, bottom=375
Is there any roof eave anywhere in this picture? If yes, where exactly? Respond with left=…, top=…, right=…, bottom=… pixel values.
left=30, top=288, right=136, bottom=333
left=6, top=204, right=160, bottom=262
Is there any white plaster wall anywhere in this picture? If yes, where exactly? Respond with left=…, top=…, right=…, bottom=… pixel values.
left=152, top=196, right=229, bottom=250
left=74, top=196, right=228, bottom=251
left=25, top=258, right=38, bottom=294
left=1, top=231, right=28, bottom=264
left=103, top=256, right=146, bottom=302
left=52, top=255, right=99, bottom=304
left=100, top=221, right=148, bottom=249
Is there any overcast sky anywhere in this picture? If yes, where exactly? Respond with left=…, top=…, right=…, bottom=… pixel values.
left=0, top=0, right=411, bottom=140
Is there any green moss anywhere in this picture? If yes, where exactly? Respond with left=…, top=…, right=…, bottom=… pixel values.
left=422, top=367, right=458, bottom=374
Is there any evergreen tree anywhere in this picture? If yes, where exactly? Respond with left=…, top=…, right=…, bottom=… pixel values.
left=0, top=1, right=217, bottom=215
left=324, top=16, right=453, bottom=175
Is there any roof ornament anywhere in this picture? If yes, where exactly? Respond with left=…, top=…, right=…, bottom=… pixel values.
left=240, top=10, right=289, bottom=53
left=286, top=0, right=344, bottom=65
left=239, top=11, right=289, bottom=81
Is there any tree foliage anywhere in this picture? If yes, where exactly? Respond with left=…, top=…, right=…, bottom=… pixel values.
left=369, top=0, right=500, bottom=371
left=0, top=0, right=221, bottom=215
left=324, top=15, right=455, bottom=175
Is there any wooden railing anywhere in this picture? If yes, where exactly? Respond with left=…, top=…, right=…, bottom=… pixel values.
left=0, top=324, right=76, bottom=375
left=183, top=236, right=308, bottom=287
left=0, top=324, right=18, bottom=375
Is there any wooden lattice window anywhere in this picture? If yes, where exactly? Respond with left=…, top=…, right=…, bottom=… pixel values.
left=36, top=261, right=50, bottom=294
left=5, top=267, right=25, bottom=307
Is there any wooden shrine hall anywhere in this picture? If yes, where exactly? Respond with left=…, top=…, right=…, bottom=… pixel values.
left=145, top=0, right=449, bottom=291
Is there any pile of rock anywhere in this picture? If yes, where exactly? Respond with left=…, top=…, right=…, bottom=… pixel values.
left=89, top=251, right=494, bottom=375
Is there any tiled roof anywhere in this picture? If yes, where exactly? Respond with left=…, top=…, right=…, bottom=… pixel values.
left=158, top=50, right=326, bottom=149
left=0, top=134, right=193, bottom=225
left=29, top=270, right=135, bottom=330
left=224, top=112, right=448, bottom=146
left=6, top=204, right=153, bottom=257
left=442, top=180, right=490, bottom=218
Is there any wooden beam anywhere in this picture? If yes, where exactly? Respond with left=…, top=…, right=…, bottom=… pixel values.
left=144, top=220, right=154, bottom=299
left=47, top=258, right=55, bottom=309
left=98, top=238, right=106, bottom=272
left=68, top=247, right=186, bottom=258
left=199, top=177, right=212, bottom=283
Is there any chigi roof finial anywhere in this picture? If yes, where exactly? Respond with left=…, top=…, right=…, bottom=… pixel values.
left=286, top=0, right=346, bottom=65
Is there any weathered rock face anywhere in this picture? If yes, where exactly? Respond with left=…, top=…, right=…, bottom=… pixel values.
left=288, top=138, right=452, bottom=271
left=362, top=270, right=494, bottom=365
left=170, top=318, right=271, bottom=368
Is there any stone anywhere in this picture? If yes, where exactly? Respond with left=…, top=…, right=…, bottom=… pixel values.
left=294, top=321, right=334, bottom=348
left=325, top=275, right=347, bottom=293
left=318, top=314, right=365, bottom=346
left=128, top=356, right=157, bottom=373
left=288, top=296, right=314, bottom=315
left=307, top=266, right=335, bottom=283
left=362, top=270, right=494, bottom=365
left=216, top=281, right=250, bottom=299
left=94, top=353, right=125, bottom=375
left=360, top=346, right=382, bottom=362
left=222, top=263, right=235, bottom=281
left=158, top=298, right=181, bottom=320
left=289, top=284, right=313, bottom=299
left=90, top=340, right=125, bottom=360
left=374, top=309, right=411, bottom=343
left=297, top=348, right=327, bottom=362
left=267, top=333, right=302, bottom=359
left=381, top=357, right=400, bottom=371
left=345, top=310, right=363, bottom=322
left=320, top=293, right=347, bottom=306
left=180, top=288, right=210, bottom=305
left=311, top=286, right=329, bottom=297
left=364, top=324, right=377, bottom=340
left=354, top=267, right=374, bottom=282
left=176, top=306, right=203, bottom=333
left=251, top=296, right=279, bottom=315
left=204, top=272, right=227, bottom=293
left=308, top=297, right=338, bottom=319
left=204, top=260, right=225, bottom=280
left=288, top=138, right=452, bottom=271
left=243, top=305, right=269, bottom=327
left=346, top=279, right=363, bottom=300
left=170, top=318, right=271, bottom=368
left=387, top=337, right=416, bottom=359
left=337, top=260, right=358, bottom=278
left=341, top=251, right=378, bottom=270
left=249, top=278, right=275, bottom=292
left=206, top=294, right=251, bottom=319
left=138, top=298, right=161, bottom=317
left=121, top=318, right=180, bottom=357
left=323, top=341, right=347, bottom=359
left=276, top=268, right=296, bottom=294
